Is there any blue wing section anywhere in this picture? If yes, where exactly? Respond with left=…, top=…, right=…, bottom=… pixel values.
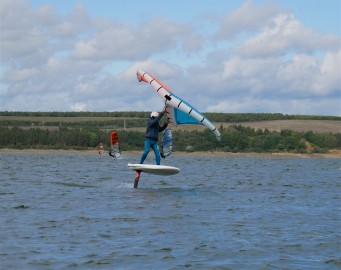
left=161, top=128, right=173, bottom=158
left=173, top=108, right=202, bottom=125
left=170, top=93, right=204, bottom=125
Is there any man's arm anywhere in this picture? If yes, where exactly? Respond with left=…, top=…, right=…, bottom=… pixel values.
left=159, top=122, right=168, bottom=132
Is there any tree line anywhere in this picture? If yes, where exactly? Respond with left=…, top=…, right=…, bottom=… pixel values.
left=0, top=119, right=146, bottom=128
left=1, top=111, right=340, bottom=123
left=1, top=125, right=340, bottom=153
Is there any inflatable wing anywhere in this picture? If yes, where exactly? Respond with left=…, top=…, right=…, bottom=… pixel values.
left=136, top=69, right=221, bottom=141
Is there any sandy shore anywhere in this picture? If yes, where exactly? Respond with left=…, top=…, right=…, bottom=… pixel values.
left=0, top=148, right=340, bottom=158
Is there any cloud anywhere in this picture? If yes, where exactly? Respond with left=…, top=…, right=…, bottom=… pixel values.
left=236, top=13, right=340, bottom=57
left=277, top=50, right=341, bottom=96
left=207, top=97, right=341, bottom=116
left=54, top=3, right=91, bottom=37
left=316, top=50, right=341, bottom=95
left=214, top=8, right=341, bottom=113
left=0, top=0, right=91, bottom=66
left=71, top=16, right=202, bottom=61
left=219, top=50, right=340, bottom=100
left=215, top=0, right=282, bottom=39
left=6, top=67, right=40, bottom=81
left=70, top=102, right=87, bottom=112
left=0, top=0, right=340, bottom=116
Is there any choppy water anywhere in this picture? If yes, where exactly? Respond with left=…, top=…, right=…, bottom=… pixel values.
left=1, top=153, right=340, bottom=270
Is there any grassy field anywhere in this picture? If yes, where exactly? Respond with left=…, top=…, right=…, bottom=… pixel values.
left=1, top=115, right=340, bottom=133
left=131, top=120, right=341, bottom=133
left=238, top=120, right=341, bottom=133
left=0, top=116, right=138, bottom=122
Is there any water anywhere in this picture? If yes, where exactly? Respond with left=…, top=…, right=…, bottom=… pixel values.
left=1, top=153, right=340, bottom=270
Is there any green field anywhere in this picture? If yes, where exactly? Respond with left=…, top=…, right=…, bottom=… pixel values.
left=1, top=113, right=340, bottom=133
left=1, top=112, right=340, bottom=153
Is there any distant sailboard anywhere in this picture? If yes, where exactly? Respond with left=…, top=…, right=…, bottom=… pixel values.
left=109, top=131, right=121, bottom=159
left=136, top=69, right=221, bottom=142
left=161, top=127, right=173, bottom=158
left=128, top=163, right=180, bottom=175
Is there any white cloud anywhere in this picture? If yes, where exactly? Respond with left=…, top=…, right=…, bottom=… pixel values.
left=70, top=102, right=87, bottom=112
left=237, top=13, right=340, bottom=57
left=207, top=97, right=341, bottom=116
left=54, top=3, right=91, bottom=37
left=215, top=0, right=282, bottom=39
left=71, top=16, right=201, bottom=61
left=0, top=0, right=339, bottom=116
left=6, top=67, right=39, bottom=81
left=315, top=50, right=341, bottom=95
left=216, top=9, right=341, bottom=105
left=222, top=56, right=281, bottom=93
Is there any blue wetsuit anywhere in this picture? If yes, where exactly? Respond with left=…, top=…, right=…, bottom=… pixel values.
left=140, top=112, right=168, bottom=165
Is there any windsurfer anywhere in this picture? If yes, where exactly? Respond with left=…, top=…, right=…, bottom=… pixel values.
left=109, top=151, right=116, bottom=159
left=140, top=109, right=168, bottom=165
left=134, top=109, right=168, bottom=187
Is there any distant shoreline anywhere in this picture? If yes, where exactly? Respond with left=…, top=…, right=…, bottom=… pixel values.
left=0, top=148, right=340, bottom=158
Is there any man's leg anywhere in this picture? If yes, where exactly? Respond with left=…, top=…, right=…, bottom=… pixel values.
left=151, top=142, right=161, bottom=165
left=140, top=140, right=151, bottom=164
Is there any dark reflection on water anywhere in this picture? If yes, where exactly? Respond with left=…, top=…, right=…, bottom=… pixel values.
left=1, top=153, right=340, bottom=269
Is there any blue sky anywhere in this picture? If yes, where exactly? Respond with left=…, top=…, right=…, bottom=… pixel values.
left=1, top=0, right=340, bottom=115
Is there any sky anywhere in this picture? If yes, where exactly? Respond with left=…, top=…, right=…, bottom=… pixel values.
left=0, top=0, right=340, bottom=115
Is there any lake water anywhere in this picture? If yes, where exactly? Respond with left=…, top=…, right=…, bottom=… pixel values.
left=1, top=153, right=340, bottom=270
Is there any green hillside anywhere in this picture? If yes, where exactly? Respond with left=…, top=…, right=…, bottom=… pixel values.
left=0, top=112, right=340, bottom=153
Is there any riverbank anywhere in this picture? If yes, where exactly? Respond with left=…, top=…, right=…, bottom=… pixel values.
left=0, top=148, right=340, bottom=158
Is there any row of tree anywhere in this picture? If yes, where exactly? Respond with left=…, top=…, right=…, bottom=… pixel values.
left=0, top=119, right=146, bottom=128
left=1, top=111, right=340, bottom=122
left=1, top=126, right=340, bottom=153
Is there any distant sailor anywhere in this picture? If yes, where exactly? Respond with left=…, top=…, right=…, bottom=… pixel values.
left=109, top=151, right=116, bottom=159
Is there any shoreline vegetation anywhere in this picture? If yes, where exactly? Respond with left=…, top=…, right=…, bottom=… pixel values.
left=1, top=112, right=340, bottom=155
left=0, top=148, right=340, bottom=158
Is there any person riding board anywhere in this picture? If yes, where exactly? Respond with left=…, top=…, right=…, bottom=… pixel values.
left=134, top=109, right=168, bottom=188
left=109, top=151, right=116, bottom=159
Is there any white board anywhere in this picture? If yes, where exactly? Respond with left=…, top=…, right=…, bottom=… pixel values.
left=128, top=163, right=180, bottom=175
